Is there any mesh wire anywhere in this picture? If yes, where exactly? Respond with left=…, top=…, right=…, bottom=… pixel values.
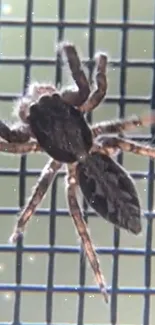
left=0, top=0, right=155, bottom=324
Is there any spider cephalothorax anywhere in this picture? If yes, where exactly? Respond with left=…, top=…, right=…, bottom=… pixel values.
left=28, top=92, right=92, bottom=162
left=1, top=41, right=155, bottom=303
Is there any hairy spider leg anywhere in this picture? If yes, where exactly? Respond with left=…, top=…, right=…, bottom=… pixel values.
left=9, top=159, right=62, bottom=243
left=97, top=136, right=155, bottom=159
left=0, top=120, right=31, bottom=143
left=58, top=42, right=90, bottom=106
left=79, top=52, right=108, bottom=113
left=91, top=114, right=155, bottom=138
left=0, top=140, right=42, bottom=154
left=66, top=164, right=109, bottom=303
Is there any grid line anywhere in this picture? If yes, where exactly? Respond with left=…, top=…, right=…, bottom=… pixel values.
left=143, top=9, right=155, bottom=324
left=13, top=1, right=33, bottom=323
left=111, top=1, right=129, bottom=323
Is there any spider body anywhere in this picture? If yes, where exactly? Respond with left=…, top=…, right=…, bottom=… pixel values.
left=29, top=91, right=142, bottom=235
left=29, top=93, right=92, bottom=163
left=1, top=42, right=155, bottom=303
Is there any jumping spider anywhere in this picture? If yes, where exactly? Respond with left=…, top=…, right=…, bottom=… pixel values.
left=1, top=42, right=155, bottom=303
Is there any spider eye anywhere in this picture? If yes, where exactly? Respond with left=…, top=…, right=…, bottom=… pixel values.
left=38, top=93, right=61, bottom=109
left=39, top=95, right=52, bottom=107
left=51, top=93, right=61, bottom=105
left=51, top=92, right=60, bottom=100
left=29, top=103, right=38, bottom=113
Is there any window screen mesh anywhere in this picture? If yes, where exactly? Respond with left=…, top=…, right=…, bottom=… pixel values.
left=0, top=0, right=154, bottom=324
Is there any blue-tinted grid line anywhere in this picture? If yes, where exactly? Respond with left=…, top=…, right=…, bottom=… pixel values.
left=2, top=245, right=155, bottom=256
left=0, top=207, right=155, bottom=218
left=0, top=284, right=154, bottom=295
left=46, top=1, right=65, bottom=323
left=13, top=1, right=33, bottom=324
left=0, top=208, right=155, bottom=218
left=111, top=1, right=129, bottom=324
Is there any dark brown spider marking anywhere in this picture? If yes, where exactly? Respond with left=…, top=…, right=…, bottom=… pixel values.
left=77, top=152, right=142, bottom=235
left=28, top=93, right=92, bottom=163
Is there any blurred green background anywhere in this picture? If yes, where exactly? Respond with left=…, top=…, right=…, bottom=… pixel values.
left=0, top=0, right=155, bottom=324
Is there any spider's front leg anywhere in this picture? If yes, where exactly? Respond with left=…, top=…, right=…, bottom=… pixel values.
left=66, top=163, right=109, bottom=303
left=0, top=120, right=37, bottom=154
left=0, top=120, right=31, bottom=143
left=9, top=159, right=62, bottom=243
left=0, top=140, right=42, bottom=154
left=58, top=42, right=91, bottom=106
left=79, top=52, right=108, bottom=113
left=91, top=114, right=155, bottom=138
left=97, top=136, right=155, bottom=159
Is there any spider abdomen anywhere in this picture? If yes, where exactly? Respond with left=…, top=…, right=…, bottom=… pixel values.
left=76, top=152, right=142, bottom=234
left=28, top=94, right=93, bottom=163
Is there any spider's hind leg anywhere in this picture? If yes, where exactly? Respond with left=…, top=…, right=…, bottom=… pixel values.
left=98, top=136, right=155, bottom=160
left=9, top=159, right=62, bottom=243
left=66, top=163, right=108, bottom=303
left=58, top=42, right=90, bottom=106
left=91, top=114, right=155, bottom=138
